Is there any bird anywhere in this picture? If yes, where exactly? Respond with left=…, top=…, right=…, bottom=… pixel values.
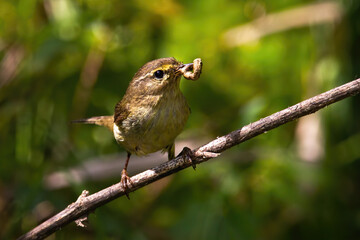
left=73, top=57, right=202, bottom=196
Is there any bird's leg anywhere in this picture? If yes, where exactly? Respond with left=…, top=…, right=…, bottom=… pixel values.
left=177, top=147, right=197, bottom=170
left=167, top=143, right=175, bottom=161
left=121, top=152, right=133, bottom=199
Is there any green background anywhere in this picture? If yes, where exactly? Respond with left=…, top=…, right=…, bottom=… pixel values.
left=1, top=0, right=360, bottom=239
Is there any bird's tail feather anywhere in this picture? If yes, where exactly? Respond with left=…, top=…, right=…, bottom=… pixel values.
left=72, top=115, right=114, bottom=131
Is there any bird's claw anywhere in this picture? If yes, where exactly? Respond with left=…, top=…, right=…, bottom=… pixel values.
left=121, top=169, right=133, bottom=199
left=178, top=147, right=197, bottom=170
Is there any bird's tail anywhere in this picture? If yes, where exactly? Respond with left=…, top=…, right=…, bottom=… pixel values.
left=72, top=115, right=114, bottom=131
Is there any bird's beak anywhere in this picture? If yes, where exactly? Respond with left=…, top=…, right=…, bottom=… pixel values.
left=177, top=63, right=193, bottom=75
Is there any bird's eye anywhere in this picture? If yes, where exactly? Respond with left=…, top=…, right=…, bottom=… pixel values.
left=154, top=70, right=164, bottom=79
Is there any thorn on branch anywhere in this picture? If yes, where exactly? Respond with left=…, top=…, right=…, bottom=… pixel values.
left=75, top=190, right=89, bottom=204
left=75, top=215, right=89, bottom=228
left=73, top=190, right=90, bottom=228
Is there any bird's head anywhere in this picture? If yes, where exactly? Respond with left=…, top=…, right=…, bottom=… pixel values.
left=128, top=57, right=194, bottom=95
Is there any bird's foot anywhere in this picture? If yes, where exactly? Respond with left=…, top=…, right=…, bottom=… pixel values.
left=177, top=147, right=197, bottom=170
left=121, top=169, right=133, bottom=199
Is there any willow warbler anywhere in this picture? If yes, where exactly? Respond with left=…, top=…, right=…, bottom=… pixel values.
left=74, top=57, right=202, bottom=194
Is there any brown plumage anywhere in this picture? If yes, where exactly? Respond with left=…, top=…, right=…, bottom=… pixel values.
left=73, top=57, right=202, bottom=197
left=72, top=116, right=114, bottom=131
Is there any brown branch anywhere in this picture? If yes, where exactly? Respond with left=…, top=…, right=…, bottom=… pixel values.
left=18, top=78, right=360, bottom=240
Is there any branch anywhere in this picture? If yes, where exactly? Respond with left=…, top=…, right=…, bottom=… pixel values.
left=19, top=78, right=360, bottom=240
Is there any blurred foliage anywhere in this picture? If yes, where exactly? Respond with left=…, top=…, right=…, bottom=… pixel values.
left=0, top=0, right=360, bottom=239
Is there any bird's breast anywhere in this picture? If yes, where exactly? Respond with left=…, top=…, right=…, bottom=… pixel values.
left=113, top=91, right=190, bottom=155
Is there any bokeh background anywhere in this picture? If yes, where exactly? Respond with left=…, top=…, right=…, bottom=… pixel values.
left=1, top=0, right=360, bottom=239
